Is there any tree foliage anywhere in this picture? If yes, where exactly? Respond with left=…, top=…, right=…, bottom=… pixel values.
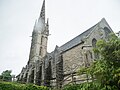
left=0, top=70, right=12, bottom=81
left=93, top=34, right=120, bottom=88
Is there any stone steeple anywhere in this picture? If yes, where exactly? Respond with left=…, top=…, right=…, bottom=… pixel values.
left=28, top=0, right=48, bottom=65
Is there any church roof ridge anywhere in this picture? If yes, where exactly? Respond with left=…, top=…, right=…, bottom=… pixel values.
left=59, top=19, right=101, bottom=52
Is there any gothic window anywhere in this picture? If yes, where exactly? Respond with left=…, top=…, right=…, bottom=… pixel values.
left=85, top=54, right=88, bottom=67
left=92, top=38, right=99, bottom=59
left=104, top=27, right=111, bottom=38
left=92, top=38, right=97, bottom=47
left=39, top=47, right=43, bottom=56
left=41, top=36, right=47, bottom=46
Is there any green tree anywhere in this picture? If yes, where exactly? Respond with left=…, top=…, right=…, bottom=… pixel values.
left=78, top=34, right=120, bottom=90
left=0, top=70, right=12, bottom=81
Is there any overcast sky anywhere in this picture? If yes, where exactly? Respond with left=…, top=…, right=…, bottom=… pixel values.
left=0, top=0, right=120, bottom=75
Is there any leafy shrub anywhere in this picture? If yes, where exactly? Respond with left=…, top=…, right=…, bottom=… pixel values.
left=63, top=82, right=99, bottom=90
left=63, top=82, right=118, bottom=90
left=0, top=81, right=49, bottom=90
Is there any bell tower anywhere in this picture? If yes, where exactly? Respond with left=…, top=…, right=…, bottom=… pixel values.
left=28, top=0, right=49, bottom=65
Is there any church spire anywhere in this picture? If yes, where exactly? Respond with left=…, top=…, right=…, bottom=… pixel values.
left=39, top=0, right=45, bottom=22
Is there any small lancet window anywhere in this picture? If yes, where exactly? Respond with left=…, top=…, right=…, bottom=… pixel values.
left=92, top=38, right=99, bottom=59
left=39, top=47, right=43, bottom=56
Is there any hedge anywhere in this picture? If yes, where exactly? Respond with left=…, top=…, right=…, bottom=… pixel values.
left=0, top=81, right=49, bottom=90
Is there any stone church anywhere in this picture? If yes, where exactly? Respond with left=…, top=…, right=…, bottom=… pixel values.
left=17, top=0, right=113, bottom=87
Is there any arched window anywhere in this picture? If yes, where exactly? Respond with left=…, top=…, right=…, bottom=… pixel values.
left=92, top=38, right=99, bottom=59
left=39, top=47, right=43, bottom=56
left=104, top=27, right=111, bottom=38
left=41, top=36, right=47, bottom=46
left=92, top=38, right=97, bottom=47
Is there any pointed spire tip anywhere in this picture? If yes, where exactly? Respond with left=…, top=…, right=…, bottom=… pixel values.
left=39, top=0, right=45, bottom=21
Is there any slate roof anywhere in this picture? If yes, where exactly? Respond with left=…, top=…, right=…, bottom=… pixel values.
left=49, top=18, right=113, bottom=54
left=59, top=23, right=98, bottom=52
